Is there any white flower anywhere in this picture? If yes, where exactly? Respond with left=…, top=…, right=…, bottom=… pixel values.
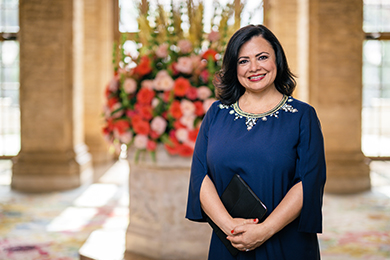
left=180, top=99, right=196, bottom=116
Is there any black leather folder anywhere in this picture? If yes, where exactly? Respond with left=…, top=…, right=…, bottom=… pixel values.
left=206, top=174, right=267, bottom=256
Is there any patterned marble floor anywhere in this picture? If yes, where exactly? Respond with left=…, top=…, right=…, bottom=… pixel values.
left=0, top=159, right=389, bottom=260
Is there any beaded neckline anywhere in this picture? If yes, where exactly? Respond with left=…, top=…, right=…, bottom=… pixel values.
left=233, top=95, right=288, bottom=119
left=218, top=95, right=298, bottom=131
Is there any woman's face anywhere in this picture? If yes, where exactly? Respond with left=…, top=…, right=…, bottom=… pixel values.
left=236, top=36, right=277, bottom=94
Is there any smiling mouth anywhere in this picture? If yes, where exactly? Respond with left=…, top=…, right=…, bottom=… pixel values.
left=248, top=74, right=265, bottom=81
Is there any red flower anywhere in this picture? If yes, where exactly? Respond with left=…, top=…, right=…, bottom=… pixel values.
left=134, top=56, right=152, bottom=76
left=136, top=104, right=153, bottom=120
left=105, top=118, right=115, bottom=131
left=149, top=130, right=160, bottom=139
left=133, top=120, right=150, bottom=135
left=107, top=97, right=119, bottom=109
left=147, top=140, right=157, bottom=151
left=169, top=100, right=183, bottom=119
left=194, top=101, right=205, bottom=116
left=126, top=110, right=137, bottom=118
left=186, top=87, right=198, bottom=100
left=171, top=62, right=179, bottom=75
left=165, top=143, right=178, bottom=155
left=105, top=86, right=111, bottom=98
left=137, top=88, right=155, bottom=105
left=173, top=121, right=186, bottom=129
left=113, top=119, right=130, bottom=134
left=173, top=77, right=191, bottom=97
left=188, top=129, right=199, bottom=142
left=164, top=136, right=180, bottom=155
left=102, top=126, right=110, bottom=135
left=130, top=114, right=142, bottom=125
left=202, top=49, right=218, bottom=62
left=178, top=144, right=193, bottom=157
left=200, top=70, right=210, bottom=83
left=163, top=91, right=173, bottom=103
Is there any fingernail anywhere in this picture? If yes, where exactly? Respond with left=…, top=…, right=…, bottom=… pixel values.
left=231, top=230, right=234, bottom=234
left=254, top=218, right=258, bottom=222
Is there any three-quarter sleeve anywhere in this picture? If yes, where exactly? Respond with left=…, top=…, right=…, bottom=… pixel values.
left=185, top=102, right=217, bottom=222
left=295, top=106, right=326, bottom=233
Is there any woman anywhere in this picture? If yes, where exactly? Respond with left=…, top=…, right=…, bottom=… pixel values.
left=186, top=24, right=326, bottom=259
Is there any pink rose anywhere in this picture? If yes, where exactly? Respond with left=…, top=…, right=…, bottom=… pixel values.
left=177, top=39, right=192, bottom=54
left=197, top=86, right=212, bottom=100
left=156, top=43, right=169, bottom=58
left=176, top=57, right=193, bottom=74
left=119, top=131, right=133, bottom=144
left=123, top=78, right=137, bottom=94
left=175, top=128, right=189, bottom=143
left=180, top=99, right=196, bottom=116
left=108, top=75, right=120, bottom=92
left=151, top=116, right=168, bottom=135
left=208, top=30, right=220, bottom=42
left=111, top=103, right=123, bottom=118
left=103, top=105, right=111, bottom=119
left=134, top=134, right=148, bottom=149
left=203, top=98, right=216, bottom=113
left=153, top=70, right=174, bottom=91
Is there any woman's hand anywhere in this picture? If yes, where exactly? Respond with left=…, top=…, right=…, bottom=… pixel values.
left=226, top=221, right=273, bottom=251
left=224, top=218, right=259, bottom=236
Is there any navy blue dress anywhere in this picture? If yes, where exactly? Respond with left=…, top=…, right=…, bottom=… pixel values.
left=186, top=96, right=326, bottom=260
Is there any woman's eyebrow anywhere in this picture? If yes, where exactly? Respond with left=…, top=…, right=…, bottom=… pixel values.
left=238, top=52, right=270, bottom=60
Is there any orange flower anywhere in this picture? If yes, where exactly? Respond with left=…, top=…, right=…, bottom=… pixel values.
left=202, top=49, right=218, bottom=62
left=194, top=101, right=205, bottom=116
left=169, top=100, right=183, bottom=119
left=137, top=88, right=155, bottom=105
left=173, top=77, right=191, bottom=97
left=134, top=56, right=152, bottom=77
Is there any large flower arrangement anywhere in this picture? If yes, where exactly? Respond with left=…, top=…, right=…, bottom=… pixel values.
left=103, top=0, right=242, bottom=160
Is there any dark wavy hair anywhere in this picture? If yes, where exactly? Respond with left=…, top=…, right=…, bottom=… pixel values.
left=214, top=24, right=296, bottom=105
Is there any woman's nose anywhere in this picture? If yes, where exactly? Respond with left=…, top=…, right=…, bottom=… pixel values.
left=249, top=60, right=260, bottom=72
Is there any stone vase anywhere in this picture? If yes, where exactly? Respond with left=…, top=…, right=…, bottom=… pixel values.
left=126, top=145, right=211, bottom=260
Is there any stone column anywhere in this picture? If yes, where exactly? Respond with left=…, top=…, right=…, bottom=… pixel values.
left=264, top=0, right=370, bottom=193
left=308, top=0, right=370, bottom=193
left=83, top=0, right=114, bottom=165
left=264, top=0, right=309, bottom=102
left=12, top=0, right=93, bottom=192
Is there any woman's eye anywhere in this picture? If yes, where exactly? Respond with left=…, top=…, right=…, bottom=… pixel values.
left=238, top=59, right=248, bottom=65
left=258, top=55, right=268, bottom=61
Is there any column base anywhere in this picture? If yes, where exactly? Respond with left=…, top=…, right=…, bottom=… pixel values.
left=11, top=144, right=93, bottom=192
left=325, top=151, right=371, bottom=194
left=126, top=146, right=211, bottom=260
